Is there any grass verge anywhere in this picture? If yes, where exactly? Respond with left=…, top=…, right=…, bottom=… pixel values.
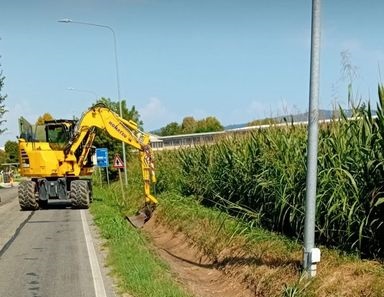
left=155, top=192, right=384, bottom=297
left=89, top=184, right=192, bottom=297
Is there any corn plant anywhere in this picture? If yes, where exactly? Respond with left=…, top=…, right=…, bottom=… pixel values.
left=155, top=85, right=384, bottom=259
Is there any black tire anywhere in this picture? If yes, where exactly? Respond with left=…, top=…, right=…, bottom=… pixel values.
left=70, top=180, right=90, bottom=209
left=18, top=181, right=38, bottom=210
left=88, top=180, right=93, bottom=203
left=38, top=199, right=48, bottom=209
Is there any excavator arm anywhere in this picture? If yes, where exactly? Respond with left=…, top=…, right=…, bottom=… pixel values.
left=65, top=103, right=158, bottom=207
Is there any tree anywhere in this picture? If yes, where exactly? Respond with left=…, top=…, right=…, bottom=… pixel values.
left=36, top=113, right=54, bottom=125
left=160, top=116, right=224, bottom=135
left=205, top=116, right=224, bottom=132
left=159, top=122, right=182, bottom=136
left=4, top=140, right=18, bottom=163
left=96, top=97, right=143, bottom=129
left=93, top=97, right=144, bottom=181
left=0, top=61, right=8, bottom=134
left=248, top=117, right=277, bottom=127
left=181, top=116, right=197, bottom=134
left=0, top=149, right=6, bottom=169
left=195, top=116, right=224, bottom=133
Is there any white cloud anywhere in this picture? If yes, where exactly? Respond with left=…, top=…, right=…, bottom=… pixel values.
left=140, top=97, right=166, bottom=119
left=139, top=97, right=175, bottom=131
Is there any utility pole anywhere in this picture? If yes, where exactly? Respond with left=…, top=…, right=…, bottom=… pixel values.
left=303, top=0, right=322, bottom=278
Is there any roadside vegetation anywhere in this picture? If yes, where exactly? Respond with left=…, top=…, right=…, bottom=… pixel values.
left=91, top=180, right=384, bottom=296
left=91, top=86, right=384, bottom=296
left=90, top=184, right=192, bottom=297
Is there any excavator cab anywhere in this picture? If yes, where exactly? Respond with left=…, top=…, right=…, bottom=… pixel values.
left=19, top=117, right=75, bottom=145
left=45, top=122, right=72, bottom=143
left=43, top=120, right=75, bottom=150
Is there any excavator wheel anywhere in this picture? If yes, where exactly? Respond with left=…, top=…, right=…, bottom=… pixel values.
left=38, top=200, right=49, bottom=209
left=126, top=203, right=156, bottom=228
left=70, top=180, right=90, bottom=209
left=19, top=180, right=39, bottom=211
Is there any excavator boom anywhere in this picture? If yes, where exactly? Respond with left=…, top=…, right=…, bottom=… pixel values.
left=66, top=104, right=158, bottom=206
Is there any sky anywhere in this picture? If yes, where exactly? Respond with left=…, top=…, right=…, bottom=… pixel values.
left=0, top=0, right=384, bottom=146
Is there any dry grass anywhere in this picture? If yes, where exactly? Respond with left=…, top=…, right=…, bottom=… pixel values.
left=309, top=252, right=384, bottom=297
left=155, top=193, right=384, bottom=297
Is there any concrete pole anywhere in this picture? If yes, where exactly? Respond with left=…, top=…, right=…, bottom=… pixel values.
left=303, top=0, right=321, bottom=278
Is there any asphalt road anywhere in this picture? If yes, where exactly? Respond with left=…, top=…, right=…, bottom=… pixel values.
left=0, top=186, right=117, bottom=297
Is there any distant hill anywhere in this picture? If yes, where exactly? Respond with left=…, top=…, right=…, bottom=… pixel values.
left=223, top=123, right=248, bottom=130
left=273, top=109, right=345, bottom=123
left=223, top=109, right=375, bottom=130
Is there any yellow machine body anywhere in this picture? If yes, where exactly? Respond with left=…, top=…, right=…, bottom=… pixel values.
left=17, top=104, right=157, bottom=217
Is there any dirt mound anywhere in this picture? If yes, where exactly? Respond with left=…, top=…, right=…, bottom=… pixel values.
left=143, top=214, right=255, bottom=297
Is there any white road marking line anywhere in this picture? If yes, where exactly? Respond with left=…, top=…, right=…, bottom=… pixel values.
left=81, top=209, right=108, bottom=297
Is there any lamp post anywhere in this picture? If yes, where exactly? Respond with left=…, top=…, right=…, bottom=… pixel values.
left=59, top=18, right=128, bottom=186
left=66, top=87, right=98, bottom=101
left=66, top=87, right=99, bottom=118
left=303, top=0, right=321, bottom=278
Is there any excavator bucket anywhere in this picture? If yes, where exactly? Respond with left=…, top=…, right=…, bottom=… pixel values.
left=126, top=203, right=155, bottom=228
left=126, top=212, right=149, bottom=228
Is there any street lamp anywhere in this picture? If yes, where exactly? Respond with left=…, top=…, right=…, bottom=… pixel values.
left=59, top=18, right=128, bottom=186
left=66, top=87, right=99, bottom=118
left=66, top=87, right=99, bottom=101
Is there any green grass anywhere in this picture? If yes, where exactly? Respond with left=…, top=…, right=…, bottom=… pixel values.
left=90, top=184, right=192, bottom=297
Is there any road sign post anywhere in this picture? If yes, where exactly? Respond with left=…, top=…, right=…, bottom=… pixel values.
left=113, top=155, right=124, bottom=169
left=113, top=154, right=125, bottom=200
left=96, top=148, right=110, bottom=186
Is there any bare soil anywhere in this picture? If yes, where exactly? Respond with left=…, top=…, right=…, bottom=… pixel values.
left=142, top=209, right=384, bottom=297
left=143, top=214, right=255, bottom=297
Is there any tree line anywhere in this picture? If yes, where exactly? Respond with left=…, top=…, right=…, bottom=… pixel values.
left=158, top=116, right=224, bottom=136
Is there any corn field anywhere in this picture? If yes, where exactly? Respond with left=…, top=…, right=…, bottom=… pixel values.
left=155, top=85, right=384, bottom=259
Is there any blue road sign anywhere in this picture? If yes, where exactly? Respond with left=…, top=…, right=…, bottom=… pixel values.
left=96, top=148, right=109, bottom=167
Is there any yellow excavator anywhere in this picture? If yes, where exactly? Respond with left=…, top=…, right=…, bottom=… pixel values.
left=17, top=103, right=157, bottom=227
